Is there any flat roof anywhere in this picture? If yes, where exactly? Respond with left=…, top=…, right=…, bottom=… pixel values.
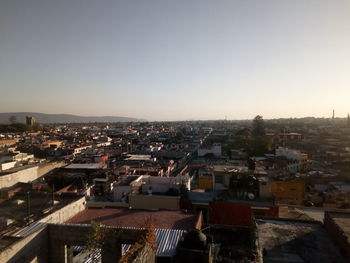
left=257, top=219, right=344, bottom=263
left=67, top=207, right=198, bottom=230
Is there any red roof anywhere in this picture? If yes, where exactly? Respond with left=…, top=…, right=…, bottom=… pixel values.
left=67, top=207, right=198, bottom=230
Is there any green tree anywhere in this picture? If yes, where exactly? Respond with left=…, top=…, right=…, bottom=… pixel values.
left=252, top=115, right=265, bottom=136
left=85, top=221, right=116, bottom=263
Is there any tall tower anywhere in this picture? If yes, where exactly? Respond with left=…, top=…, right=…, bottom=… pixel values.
left=332, top=109, right=335, bottom=122
left=347, top=113, right=350, bottom=127
left=26, top=116, right=36, bottom=127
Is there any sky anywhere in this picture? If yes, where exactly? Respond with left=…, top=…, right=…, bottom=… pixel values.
left=0, top=0, right=350, bottom=121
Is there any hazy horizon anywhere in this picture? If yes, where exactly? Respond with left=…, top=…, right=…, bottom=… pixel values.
left=1, top=0, right=350, bottom=121
left=0, top=111, right=348, bottom=123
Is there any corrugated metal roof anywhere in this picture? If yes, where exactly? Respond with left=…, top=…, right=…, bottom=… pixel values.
left=80, top=249, right=101, bottom=263
left=122, top=228, right=185, bottom=257
left=14, top=221, right=47, bottom=237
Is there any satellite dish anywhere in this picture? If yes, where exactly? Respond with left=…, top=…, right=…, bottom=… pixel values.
left=248, top=193, right=255, bottom=200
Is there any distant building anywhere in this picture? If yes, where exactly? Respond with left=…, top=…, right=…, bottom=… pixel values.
left=26, top=116, right=36, bottom=126
left=278, top=132, right=303, bottom=142
left=197, top=143, right=222, bottom=157
left=276, top=147, right=308, bottom=172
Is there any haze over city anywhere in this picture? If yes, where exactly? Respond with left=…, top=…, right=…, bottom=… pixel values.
left=1, top=0, right=350, bottom=120
left=3, top=1, right=350, bottom=263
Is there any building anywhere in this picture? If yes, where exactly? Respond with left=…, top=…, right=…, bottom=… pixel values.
left=270, top=181, right=305, bottom=205
left=278, top=132, right=303, bottom=142
left=197, top=169, right=214, bottom=190
left=276, top=147, right=308, bottom=172
left=26, top=116, right=36, bottom=126
left=197, top=143, right=222, bottom=157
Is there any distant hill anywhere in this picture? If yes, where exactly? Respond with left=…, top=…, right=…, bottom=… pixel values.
left=0, top=112, right=145, bottom=124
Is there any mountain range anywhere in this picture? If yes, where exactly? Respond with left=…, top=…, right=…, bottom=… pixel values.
left=0, top=112, right=145, bottom=124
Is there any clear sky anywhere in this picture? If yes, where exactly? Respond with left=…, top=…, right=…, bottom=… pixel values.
left=1, top=0, right=349, bottom=121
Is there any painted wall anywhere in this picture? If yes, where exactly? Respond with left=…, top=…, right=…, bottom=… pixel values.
left=209, top=202, right=252, bottom=227
left=198, top=176, right=213, bottom=190
left=271, top=181, right=305, bottom=205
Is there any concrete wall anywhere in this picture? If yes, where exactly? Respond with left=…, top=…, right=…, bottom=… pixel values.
left=37, top=161, right=65, bottom=177
left=0, top=166, right=38, bottom=189
left=129, top=195, right=180, bottom=210
left=0, top=227, right=49, bottom=263
left=0, top=161, right=17, bottom=171
left=48, top=224, right=144, bottom=263
left=38, top=196, right=86, bottom=224
left=141, top=184, right=180, bottom=194
left=324, top=212, right=350, bottom=262
left=87, top=201, right=129, bottom=208
left=113, top=185, right=131, bottom=202
left=0, top=161, right=65, bottom=190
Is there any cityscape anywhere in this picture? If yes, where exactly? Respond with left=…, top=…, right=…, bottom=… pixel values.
left=1, top=1, right=350, bottom=263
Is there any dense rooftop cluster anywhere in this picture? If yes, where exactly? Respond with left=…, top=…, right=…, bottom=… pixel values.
left=1, top=117, right=350, bottom=262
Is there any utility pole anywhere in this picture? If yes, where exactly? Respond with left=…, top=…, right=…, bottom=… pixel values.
left=52, top=185, right=55, bottom=208
left=27, top=191, right=31, bottom=221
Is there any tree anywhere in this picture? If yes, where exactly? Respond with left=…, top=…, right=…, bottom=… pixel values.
left=252, top=115, right=265, bottom=136
left=229, top=174, right=258, bottom=200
